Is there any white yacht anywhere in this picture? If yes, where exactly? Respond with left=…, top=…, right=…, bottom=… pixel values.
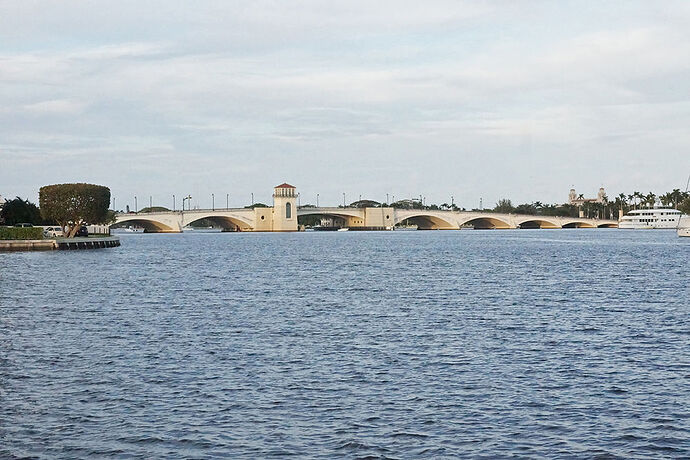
left=618, top=208, right=682, bottom=229
left=678, top=215, right=690, bottom=237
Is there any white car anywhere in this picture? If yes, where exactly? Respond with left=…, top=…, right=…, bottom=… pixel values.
left=42, top=226, right=64, bottom=237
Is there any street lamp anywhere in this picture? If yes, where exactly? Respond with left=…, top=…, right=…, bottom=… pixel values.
left=316, top=193, right=319, bottom=207
left=226, top=193, right=229, bottom=210
left=251, top=192, right=254, bottom=205
left=149, top=196, right=152, bottom=210
left=135, top=196, right=138, bottom=213
left=343, top=193, right=346, bottom=207
left=212, top=193, right=215, bottom=211
left=173, top=194, right=175, bottom=211
left=386, top=193, right=389, bottom=205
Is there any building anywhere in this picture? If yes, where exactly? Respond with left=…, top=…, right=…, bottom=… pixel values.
left=251, top=183, right=298, bottom=232
left=569, top=187, right=606, bottom=206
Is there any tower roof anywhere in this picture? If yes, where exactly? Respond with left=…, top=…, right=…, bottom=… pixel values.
left=274, top=183, right=296, bottom=189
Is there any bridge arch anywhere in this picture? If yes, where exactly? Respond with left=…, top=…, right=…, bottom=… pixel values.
left=459, top=216, right=512, bottom=229
left=597, top=223, right=618, bottom=228
left=516, top=218, right=560, bottom=229
left=111, top=216, right=175, bottom=232
left=562, top=221, right=596, bottom=228
left=184, top=214, right=253, bottom=231
left=393, top=212, right=457, bottom=230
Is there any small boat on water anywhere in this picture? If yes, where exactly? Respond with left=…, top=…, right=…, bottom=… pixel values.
left=125, top=225, right=145, bottom=233
left=677, top=215, right=690, bottom=237
left=675, top=175, right=690, bottom=237
left=394, top=225, right=418, bottom=231
left=337, top=227, right=349, bottom=232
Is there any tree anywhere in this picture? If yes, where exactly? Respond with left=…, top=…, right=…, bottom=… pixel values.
left=679, top=197, right=690, bottom=215
left=39, top=183, right=110, bottom=237
left=0, top=197, right=43, bottom=225
left=494, top=198, right=514, bottom=214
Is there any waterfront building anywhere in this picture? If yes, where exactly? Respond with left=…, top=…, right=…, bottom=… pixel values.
left=568, top=187, right=606, bottom=206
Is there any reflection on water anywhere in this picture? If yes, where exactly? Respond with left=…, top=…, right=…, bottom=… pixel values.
left=1, top=230, right=689, bottom=458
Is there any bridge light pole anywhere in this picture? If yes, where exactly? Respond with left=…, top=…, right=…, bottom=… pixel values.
left=135, top=196, right=137, bottom=213
left=251, top=192, right=254, bottom=205
left=173, top=194, right=175, bottom=211
left=386, top=193, right=389, bottom=206
left=226, top=193, right=229, bottom=210
left=212, top=193, right=215, bottom=211
left=343, top=193, right=346, bottom=208
left=451, top=195, right=454, bottom=208
left=149, top=196, right=152, bottom=210
left=316, top=193, right=319, bottom=207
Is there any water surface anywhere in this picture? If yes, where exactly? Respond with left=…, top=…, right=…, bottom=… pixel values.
left=1, top=230, right=689, bottom=458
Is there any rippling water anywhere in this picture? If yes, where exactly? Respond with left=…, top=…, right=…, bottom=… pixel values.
left=1, top=230, right=689, bottom=459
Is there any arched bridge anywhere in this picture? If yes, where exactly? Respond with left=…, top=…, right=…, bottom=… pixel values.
left=114, top=207, right=618, bottom=232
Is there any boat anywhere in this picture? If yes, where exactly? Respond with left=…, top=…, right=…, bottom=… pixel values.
left=337, top=227, right=349, bottom=232
left=618, top=208, right=682, bottom=229
left=394, top=224, right=418, bottom=231
left=125, top=225, right=145, bottom=233
left=676, top=175, right=690, bottom=237
left=678, top=215, right=690, bottom=237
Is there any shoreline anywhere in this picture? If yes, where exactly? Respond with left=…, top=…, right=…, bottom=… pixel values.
left=0, top=236, right=120, bottom=252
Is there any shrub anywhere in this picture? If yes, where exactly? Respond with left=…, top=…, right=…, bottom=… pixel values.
left=0, top=227, right=44, bottom=240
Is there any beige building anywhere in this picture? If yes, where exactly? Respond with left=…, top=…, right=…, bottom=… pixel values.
left=569, top=187, right=606, bottom=206
left=251, top=183, right=298, bottom=232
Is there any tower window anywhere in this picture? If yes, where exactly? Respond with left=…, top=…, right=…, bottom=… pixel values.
left=286, top=202, right=292, bottom=219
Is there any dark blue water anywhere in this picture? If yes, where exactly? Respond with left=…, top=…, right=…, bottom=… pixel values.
left=1, top=230, right=689, bottom=459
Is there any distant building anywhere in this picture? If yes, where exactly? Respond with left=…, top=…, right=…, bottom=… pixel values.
left=569, top=187, right=606, bottom=206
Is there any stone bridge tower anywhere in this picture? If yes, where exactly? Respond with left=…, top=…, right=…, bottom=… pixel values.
left=272, top=183, right=298, bottom=231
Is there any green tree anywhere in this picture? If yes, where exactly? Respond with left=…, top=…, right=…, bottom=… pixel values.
left=493, top=199, right=514, bottom=214
left=679, top=197, right=690, bottom=215
left=39, top=183, right=111, bottom=237
left=0, top=197, right=43, bottom=225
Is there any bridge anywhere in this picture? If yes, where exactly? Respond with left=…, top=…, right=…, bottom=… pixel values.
left=112, top=183, right=617, bottom=232
left=113, top=206, right=618, bottom=232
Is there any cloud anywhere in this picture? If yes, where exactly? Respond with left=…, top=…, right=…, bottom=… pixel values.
left=0, top=1, right=689, bottom=206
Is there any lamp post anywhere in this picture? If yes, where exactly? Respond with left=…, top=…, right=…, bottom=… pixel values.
left=173, top=194, right=175, bottom=211
left=212, top=193, right=215, bottom=211
left=386, top=193, right=389, bottom=206
left=149, top=196, right=152, bottom=210
left=113, top=197, right=115, bottom=211
left=451, top=195, right=454, bottom=209
left=182, top=195, right=192, bottom=211
left=251, top=192, right=254, bottom=206
left=226, top=193, right=229, bottom=210
left=343, top=193, right=346, bottom=207
left=135, top=196, right=138, bottom=213
left=316, top=193, right=319, bottom=207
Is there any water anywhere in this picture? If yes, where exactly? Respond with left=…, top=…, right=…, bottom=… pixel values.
left=1, top=230, right=689, bottom=459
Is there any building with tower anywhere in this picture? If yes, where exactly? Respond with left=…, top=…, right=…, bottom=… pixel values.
left=569, top=187, right=606, bottom=206
left=250, top=183, right=298, bottom=232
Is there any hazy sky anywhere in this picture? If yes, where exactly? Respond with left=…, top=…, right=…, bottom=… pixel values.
left=1, top=1, right=689, bottom=209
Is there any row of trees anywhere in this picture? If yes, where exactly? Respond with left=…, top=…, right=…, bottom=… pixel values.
left=493, top=189, right=690, bottom=219
left=1, top=183, right=112, bottom=238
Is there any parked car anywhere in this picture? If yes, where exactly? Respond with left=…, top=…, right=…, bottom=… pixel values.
left=76, top=225, right=88, bottom=237
left=42, top=226, right=64, bottom=237
left=14, top=223, right=32, bottom=227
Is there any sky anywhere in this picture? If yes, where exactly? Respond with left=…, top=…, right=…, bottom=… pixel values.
left=1, top=1, right=689, bottom=210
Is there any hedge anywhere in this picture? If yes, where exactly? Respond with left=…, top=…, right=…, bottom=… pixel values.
left=0, top=227, right=44, bottom=240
